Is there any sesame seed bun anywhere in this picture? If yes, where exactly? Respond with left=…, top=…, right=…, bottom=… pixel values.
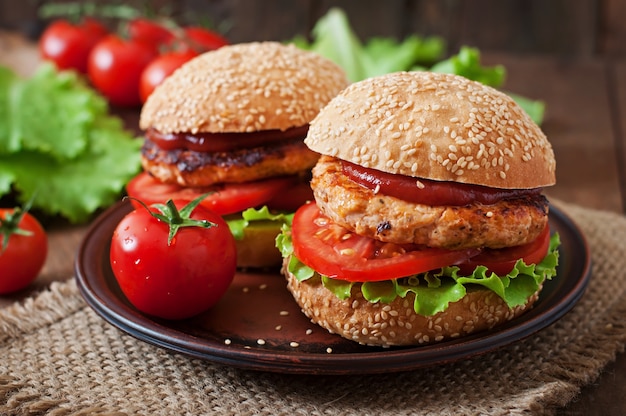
left=305, top=71, right=556, bottom=189
left=283, top=257, right=542, bottom=347
left=140, top=42, right=350, bottom=134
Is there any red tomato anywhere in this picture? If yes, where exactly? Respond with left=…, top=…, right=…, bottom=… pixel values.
left=0, top=207, right=48, bottom=294
left=291, top=202, right=480, bottom=282
left=139, top=50, right=198, bottom=103
left=126, top=172, right=297, bottom=215
left=87, top=35, right=159, bottom=106
left=110, top=198, right=236, bottom=319
left=182, top=26, right=229, bottom=52
left=264, top=181, right=314, bottom=212
left=457, top=225, right=551, bottom=276
left=39, top=18, right=108, bottom=73
left=128, top=18, right=174, bottom=46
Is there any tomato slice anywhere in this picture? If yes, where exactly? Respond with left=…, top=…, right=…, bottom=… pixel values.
left=291, top=202, right=480, bottom=282
left=457, top=224, right=551, bottom=276
left=126, top=172, right=297, bottom=215
left=265, top=181, right=314, bottom=212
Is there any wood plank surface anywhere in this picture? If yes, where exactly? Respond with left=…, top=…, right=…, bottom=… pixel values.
left=1, top=0, right=622, bottom=57
left=613, top=60, right=626, bottom=212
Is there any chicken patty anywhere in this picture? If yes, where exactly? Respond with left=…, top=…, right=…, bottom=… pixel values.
left=311, top=156, right=549, bottom=249
left=141, top=137, right=320, bottom=187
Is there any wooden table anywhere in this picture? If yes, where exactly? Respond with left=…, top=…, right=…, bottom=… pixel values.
left=1, top=31, right=625, bottom=415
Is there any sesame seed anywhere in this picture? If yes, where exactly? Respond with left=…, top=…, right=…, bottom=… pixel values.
left=326, top=348, right=333, bottom=354
left=279, top=311, right=289, bottom=316
left=275, top=325, right=282, bottom=330
left=290, top=342, right=299, bottom=348
left=306, top=329, right=313, bottom=335
left=257, top=339, right=266, bottom=345
left=224, top=339, right=232, bottom=345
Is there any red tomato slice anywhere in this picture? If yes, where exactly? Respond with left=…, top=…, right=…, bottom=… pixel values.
left=126, top=172, right=297, bottom=215
left=264, top=181, right=314, bottom=212
left=456, top=224, right=551, bottom=276
left=291, top=202, right=480, bottom=282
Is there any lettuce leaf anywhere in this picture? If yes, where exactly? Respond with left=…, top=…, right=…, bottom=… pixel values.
left=429, top=46, right=506, bottom=88
left=0, top=63, right=142, bottom=222
left=227, top=206, right=294, bottom=240
left=293, top=7, right=445, bottom=82
left=276, top=226, right=560, bottom=317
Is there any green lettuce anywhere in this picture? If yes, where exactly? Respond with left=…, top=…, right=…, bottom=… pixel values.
left=293, top=7, right=445, bottom=82
left=277, top=227, right=560, bottom=316
left=0, top=63, right=142, bottom=222
left=227, top=206, right=294, bottom=240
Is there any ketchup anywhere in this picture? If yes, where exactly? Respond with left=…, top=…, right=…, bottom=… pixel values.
left=341, top=160, right=541, bottom=206
left=146, top=125, right=309, bottom=153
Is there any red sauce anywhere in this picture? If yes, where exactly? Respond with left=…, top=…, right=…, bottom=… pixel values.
left=146, top=125, right=309, bottom=153
left=341, top=160, right=541, bottom=206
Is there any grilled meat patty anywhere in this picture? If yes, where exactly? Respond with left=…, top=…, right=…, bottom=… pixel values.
left=141, top=137, right=320, bottom=187
left=311, top=156, right=549, bottom=249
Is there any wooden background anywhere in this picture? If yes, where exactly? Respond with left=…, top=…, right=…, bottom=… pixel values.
left=1, top=0, right=625, bottom=58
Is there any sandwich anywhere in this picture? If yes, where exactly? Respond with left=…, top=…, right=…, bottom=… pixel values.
left=277, top=71, right=560, bottom=347
left=129, top=42, right=349, bottom=268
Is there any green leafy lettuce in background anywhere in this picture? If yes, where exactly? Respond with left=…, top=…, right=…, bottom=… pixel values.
left=292, top=7, right=545, bottom=125
left=0, top=63, right=142, bottom=223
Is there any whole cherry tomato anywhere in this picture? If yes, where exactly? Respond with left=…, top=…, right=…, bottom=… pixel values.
left=88, top=35, right=159, bottom=106
left=39, top=18, right=108, bottom=73
left=182, top=26, right=229, bottom=52
left=109, top=196, right=237, bottom=320
left=139, top=50, right=198, bottom=103
left=0, top=205, right=48, bottom=294
left=128, top=18, right=174, bottom=46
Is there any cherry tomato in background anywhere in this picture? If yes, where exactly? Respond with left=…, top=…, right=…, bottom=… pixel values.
left=109, top=197, right=236, bottom=320
left=127, top=18, right=174, bottom=46
left=139, top=50, right=198, bottom=102
left=182, top=26, right=229, bottom=52
left=39, top=18, right=108, bottom=73
left=0, top=207, right=48, bottom=294
left=87, top=34, right=159, bottom=106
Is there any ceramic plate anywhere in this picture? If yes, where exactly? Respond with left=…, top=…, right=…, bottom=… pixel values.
left=75, top=200, right=591, bottom=375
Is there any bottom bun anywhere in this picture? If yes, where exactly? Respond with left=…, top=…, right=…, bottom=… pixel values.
left=235, top=221, right=284, bottom=269
left=283, top=257, right=542, bottom=347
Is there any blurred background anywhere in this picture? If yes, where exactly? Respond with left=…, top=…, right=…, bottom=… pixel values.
left=1, top=0, right=625, bottom=58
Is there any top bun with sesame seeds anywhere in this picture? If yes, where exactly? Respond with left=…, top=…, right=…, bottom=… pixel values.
left=277, top=71, right=560, bottom=347
left=305, top=71, right=555, bottom=189
left=140, top=42, right=349, bottom=134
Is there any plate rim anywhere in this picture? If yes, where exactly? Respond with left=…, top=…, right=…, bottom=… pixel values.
left=75, top=200, right=591, bottom=375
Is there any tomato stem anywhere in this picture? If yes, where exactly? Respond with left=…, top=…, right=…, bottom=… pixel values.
left=126, top=195, right=216, bottom=245
left=0, top=200, right=35, bottom=253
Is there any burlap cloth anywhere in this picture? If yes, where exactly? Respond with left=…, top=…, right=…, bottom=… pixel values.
left=0, top=200, right=624, bottom=416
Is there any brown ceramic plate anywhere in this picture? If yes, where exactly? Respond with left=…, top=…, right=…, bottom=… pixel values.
left=75, top=200, right=591, bottom=375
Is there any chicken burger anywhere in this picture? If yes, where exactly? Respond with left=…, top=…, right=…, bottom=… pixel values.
left=278, top=71, right=560, bottom=347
